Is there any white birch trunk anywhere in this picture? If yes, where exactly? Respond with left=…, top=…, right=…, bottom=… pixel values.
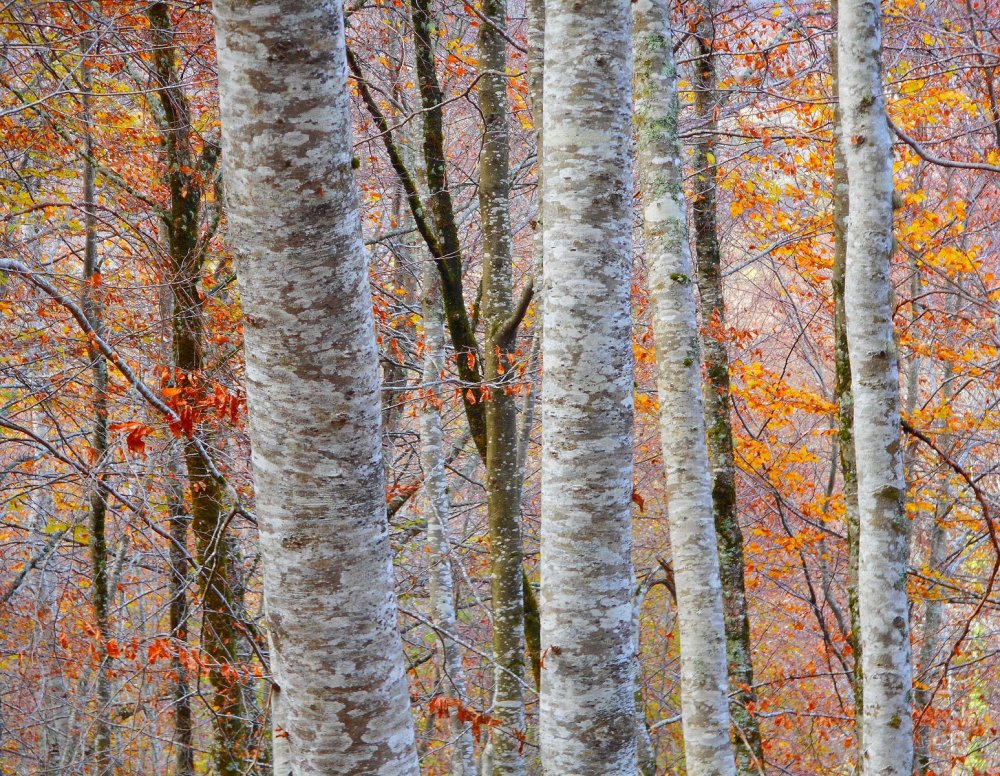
left=540, top=1, right=638, bottom=772
left=632, top=2, right=739, bottom=773
left=212, top=2, right=418, bottom=772
left=837, top=1, right=913, bottom=773
left=421, top=263, right=477, bottom=776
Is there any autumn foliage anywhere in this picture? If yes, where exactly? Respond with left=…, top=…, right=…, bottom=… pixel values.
left=1, top=0, right=1000, bottom=773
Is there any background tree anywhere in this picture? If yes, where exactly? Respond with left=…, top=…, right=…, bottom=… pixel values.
left=3, top=0, right=1000, bottom=773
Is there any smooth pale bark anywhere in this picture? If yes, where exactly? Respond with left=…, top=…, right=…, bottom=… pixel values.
left=912, top=476, right=949, bottom=775
left=27, top=415, right=69, bottom=772
left=540, top=1, right=637, bottom=772
left=689, top=4, right=764, bottom=767
left=420, top=264, right=477, bottom=776
left=837, top=1, right=913, bottom=773
left=633, top=3, right=739, bottom=774
left=829, top=0, right=864, bottom=754
left=213, top=2, right=418, bottom=772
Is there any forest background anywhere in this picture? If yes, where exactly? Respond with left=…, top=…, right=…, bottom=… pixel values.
left=1, top=0, right=999, bottom=773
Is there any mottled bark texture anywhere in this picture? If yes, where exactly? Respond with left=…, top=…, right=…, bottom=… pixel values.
left=213, top=1, right=419, bottom=773
left=689, top=3, right=765, bottom=768
left=837, top=1, right=913, bottom=773
left=148, top=4, right=249, bottom=771
left=421, top=264, right=477, bottom=776
left=633, top=2, right=740, bottom=774
left=477, top=2, right=529, bottom=772
left=540, top=1, right=638, bottom=772
left=829, top=0, right=864, bottom=756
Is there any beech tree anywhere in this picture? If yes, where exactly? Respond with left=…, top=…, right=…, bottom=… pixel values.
left=146, top=4, right=249, bottom=769
left=838, top=0, right=913, bottom=772
left=539, top=0, right=638, bottom=772
left=688, top=1, right=766, bottom=764
left=420, top=261, right=477, bottom=775
left=633, top=1, right=739, bottom=773
left=5, top=0, right=1000, bottom=773
left=829, top=0, right=863, bottom=752
left=212, top=0, right=418, bottom=772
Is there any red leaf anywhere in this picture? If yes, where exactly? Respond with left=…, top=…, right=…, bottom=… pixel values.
left=109, top=421, right=151, bottom=457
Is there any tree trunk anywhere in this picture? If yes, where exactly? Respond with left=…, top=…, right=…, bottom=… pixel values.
left=912, top=475, right=949, bottom=775
left=165, top=447, right=195, bottom=776
left=421, top=263, right=477, bottom=776
left=540, top=1, right=637, bottom=772
left=829, top=0, right=864, bottom=760
left=913, top=318, right=957, bottom=775
left=26, top=413, right=70, bottom=772
left=147, top=5, right=249, bottom=771
left=80, top=39, right=114, bottom=774
left=477, top=2, right=529, bottom=772
left=409, top=0, right=488, bottom=460
left=521, top=0, right=545, bottom=693
left=633, top=3, right=740, bottom=773
left=837, top=0, right=913, bottom=772
left=365, top=9, right=552, bottom=768
left=689, top=4, right=765, bottom=768
left=632, top=579, right=658, bottom=776
left=212, top=1, right=419, bottom=772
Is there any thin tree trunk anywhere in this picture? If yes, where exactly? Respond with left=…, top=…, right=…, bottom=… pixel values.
left=27, top=413, right=69, bottom=772
left=913, top=322, right=957, bottom=775
left=912, top=478, right=949, bottom=775
left=155, top=246, right=196, bottom=776
left=166, top=448, right=195, bottom=776
left=540, top=1, right=637, bottom=771
left=521, top=0, right=545, bottom=694
left=80, top=39, right=113, bottom=774
left=409, top=0, right=488, bottom=459
left=212, top=1, right=419, bottom=771
left=632, top=579, right=658, bottom=776
left=147, top=5, right=248, bottom=771
left=477, top=2, right=529, bottom=772
left=689, top=3, right=765, bottom=768
left=837, top=0, right=913, bottom=772
left=633, top=3, right=740, bottom=773
left=829, top=0, right=863, bottom=758
left=421, top=263, right=477, bottom=776
left=356, top=0, right=543, bottom=716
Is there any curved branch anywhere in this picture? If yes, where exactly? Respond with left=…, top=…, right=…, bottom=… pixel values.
left=889, top=118, right=1000, bottom=174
